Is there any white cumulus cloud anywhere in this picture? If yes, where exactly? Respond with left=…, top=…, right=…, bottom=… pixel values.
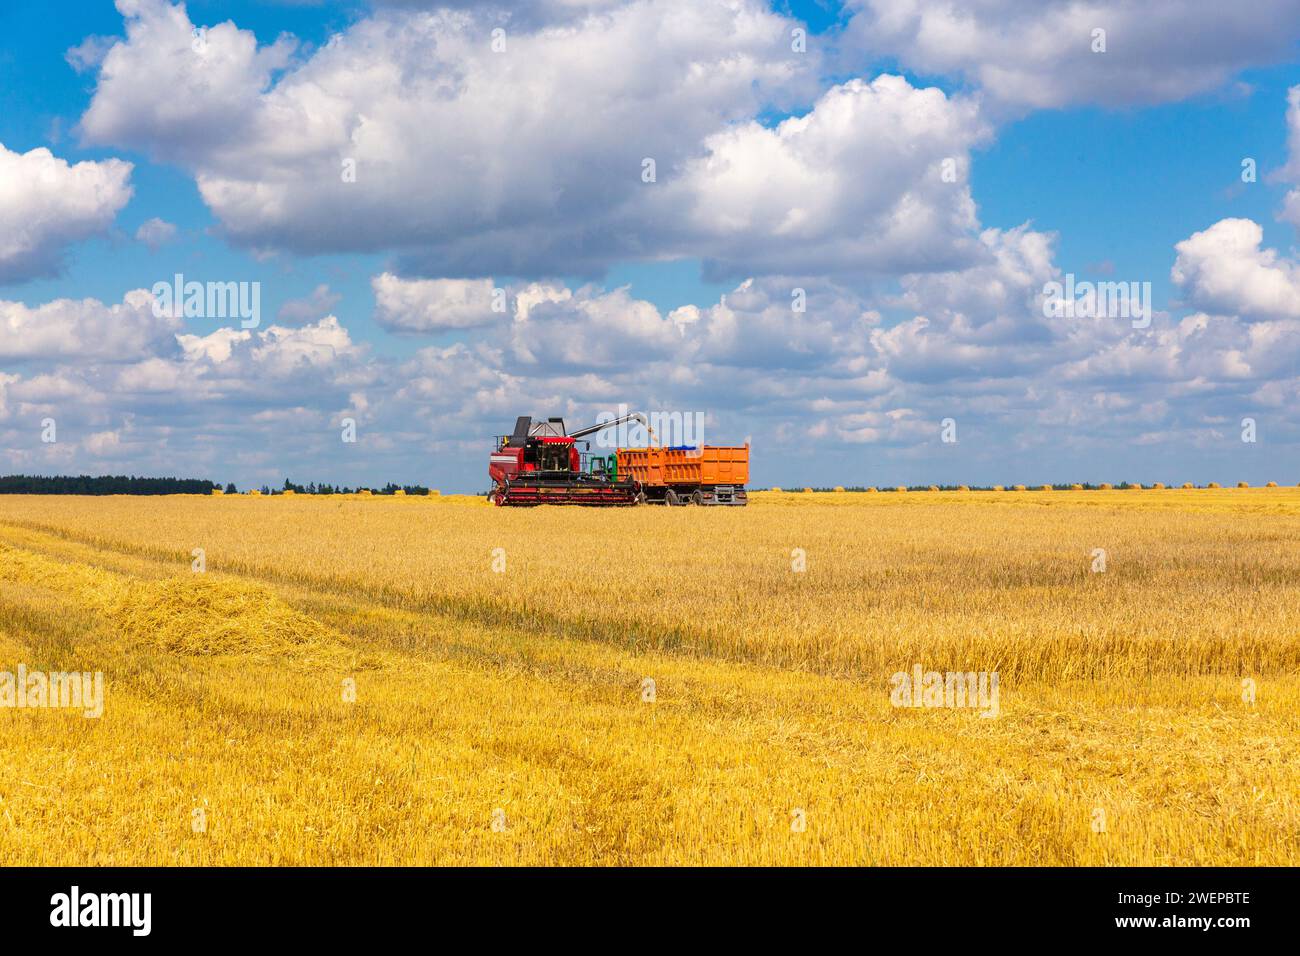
left=0, top=143, right=133, bottom=283
left=0, top=289, right=179, bottom=361
left=372, top=274, right=502, bottom=333
left=1172, top=218, right=1300, bottom=321
left=845, top=0, right=1300, bottom=112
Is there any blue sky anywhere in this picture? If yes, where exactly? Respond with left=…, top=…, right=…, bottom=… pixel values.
left=3, top=0, right=1300, bottom=491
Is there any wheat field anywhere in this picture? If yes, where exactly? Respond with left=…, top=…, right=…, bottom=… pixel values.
left=0, top=488, right=1297, bottom=865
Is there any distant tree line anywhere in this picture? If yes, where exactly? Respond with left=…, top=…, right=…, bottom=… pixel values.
left=278, top=480, right=431, bottom=495
left=0, top=475, right=217, bottom=495
left=0, top=475, right=433, bottom=496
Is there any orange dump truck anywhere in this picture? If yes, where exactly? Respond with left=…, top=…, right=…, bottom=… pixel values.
left=617, top=445, right=749, bottom=506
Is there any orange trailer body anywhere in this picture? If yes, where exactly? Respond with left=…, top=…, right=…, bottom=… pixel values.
left=617, top=446, right=749, bottom=505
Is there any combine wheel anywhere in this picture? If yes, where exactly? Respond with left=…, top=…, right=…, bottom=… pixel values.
left=664, top=489, right=680, bottom=506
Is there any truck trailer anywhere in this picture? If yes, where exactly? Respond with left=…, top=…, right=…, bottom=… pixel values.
left=618, top=445, right=749, bottom=506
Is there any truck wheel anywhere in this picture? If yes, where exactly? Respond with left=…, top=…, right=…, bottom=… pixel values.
left=634, top=491, right=647, bottom=506
left=665, top=489, right=680, bottom=506
left=690, top=490, right=705, bottom=506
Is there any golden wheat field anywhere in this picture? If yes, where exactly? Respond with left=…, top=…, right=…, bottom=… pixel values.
left=0, top=488, right=1297, bottom=865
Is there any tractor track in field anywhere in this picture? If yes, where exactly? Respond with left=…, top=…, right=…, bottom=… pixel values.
left=2, top=509, right=1300, bottom=681
left=0, top=519, right=871, bottom=717
left=0, top=517, right=822, bottom=676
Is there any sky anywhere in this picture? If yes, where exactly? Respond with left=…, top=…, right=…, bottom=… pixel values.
left=2, top=0, right=1300, bottom=492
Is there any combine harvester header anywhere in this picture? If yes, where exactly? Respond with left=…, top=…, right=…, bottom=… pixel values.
left=488, top=413, right=748, bottom=506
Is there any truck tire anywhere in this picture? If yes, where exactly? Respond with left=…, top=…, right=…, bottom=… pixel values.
left=665, top=489, right=680, bottom=506
left=690, top=490, right=704, bottom=506
left=634, top=491, right=647, bottom=506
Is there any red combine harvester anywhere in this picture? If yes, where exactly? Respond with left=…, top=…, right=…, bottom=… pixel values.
left=488, top=413, right=647, bottom=506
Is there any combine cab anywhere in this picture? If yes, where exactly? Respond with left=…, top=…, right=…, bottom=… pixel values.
left=488, top=415, right=643, bottom=506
